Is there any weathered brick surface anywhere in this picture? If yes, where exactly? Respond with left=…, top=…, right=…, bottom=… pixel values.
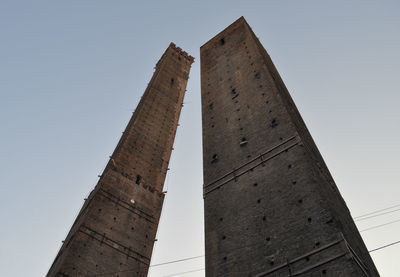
left=201, top=17, right=379, bottom=276
left=47, top=43, right=194, bottom=277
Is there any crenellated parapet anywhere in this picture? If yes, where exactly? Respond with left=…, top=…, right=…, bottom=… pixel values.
left=168, top=42, right=195, bottom=63
left=156, top=42, right=194, bottom=68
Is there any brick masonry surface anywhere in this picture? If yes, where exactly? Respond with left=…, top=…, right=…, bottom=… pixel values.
left=201, top=17, right=379, bottom=277
left=47, top=43, right=194, bottom=277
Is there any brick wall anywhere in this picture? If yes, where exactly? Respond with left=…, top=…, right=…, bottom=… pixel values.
left=201, top=17, right=379, bottom=277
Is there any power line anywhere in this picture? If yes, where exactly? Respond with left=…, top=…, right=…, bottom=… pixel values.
left=90, top=255, right=204, bottom=276
left=369, top=240, right=400, bottom=253
left=354, top=203, right=400, bottom=219
left=360, top=218, right=400, bottom=232
left=163, top=268, right=205, bottom=277
left=151, top=255, right=204, bottom=267
left=354, top=208, right=400, bottom=222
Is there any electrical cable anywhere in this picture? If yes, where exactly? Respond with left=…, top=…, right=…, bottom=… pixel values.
left=360, top=218, right=400, bottom=232
left=354, top=208, right=400, bottom=222
left=163, top=268, right=205, bottom=277
left=354, top=203, right=400, bottom=219
left=151, top=255, right=204, bottom=267
left=369, top=240, right=400, bottom=253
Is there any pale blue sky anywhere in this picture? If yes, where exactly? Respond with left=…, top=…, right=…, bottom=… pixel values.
left=0, top=1, right=399, bottom=276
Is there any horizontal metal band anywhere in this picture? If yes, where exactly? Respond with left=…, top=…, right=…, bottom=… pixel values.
left=291, top=252, right=347, bottom=276
left=98, top=188, right=156, bottom=224
left=255, top=232, right=371, bottom=277
left=79, top=225, right=150, bottom=265
left=203, top=135, right=301, bottom=196
left=254, top=237, right=344, bottom=277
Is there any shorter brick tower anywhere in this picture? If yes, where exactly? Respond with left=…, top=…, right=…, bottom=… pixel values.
left=47, top=43, right=194, bottom=277
left=201, top=17, right=379, bottom=276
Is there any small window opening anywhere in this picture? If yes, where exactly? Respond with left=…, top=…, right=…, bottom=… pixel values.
left=270, top=118, right=278, bottom=128
left=220, top=38, right=225, bottom=45
left=170, top=78, right=174, bottom=85
left=136, top=175, right=142, bottom=184
left=211, top=154, right=218, bottom=164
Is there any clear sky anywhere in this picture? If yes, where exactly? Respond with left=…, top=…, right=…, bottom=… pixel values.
left=0, top=1, right=399, bottom=276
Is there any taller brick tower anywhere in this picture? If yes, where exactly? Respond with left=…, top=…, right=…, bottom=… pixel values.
left=48, top=43, right=193, bottom=277
left=201, top=17, right=379, bottom=276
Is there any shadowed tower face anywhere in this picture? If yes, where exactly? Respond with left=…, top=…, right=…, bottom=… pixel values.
left=47, top=43, right=193, bottom=277
left=201, top=17, right=379, bottom=277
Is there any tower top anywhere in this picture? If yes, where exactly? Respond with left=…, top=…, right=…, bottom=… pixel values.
left=169, top=42, right=195, bottom=63
left=156, top=42, right=194, bottom=68
left=201, top=16, right=248, bottom=49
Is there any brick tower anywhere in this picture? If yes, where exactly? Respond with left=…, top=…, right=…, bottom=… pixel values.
left=47, top=43, right=194, bottom=277
left=201, top=17, right=379, bottom=276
